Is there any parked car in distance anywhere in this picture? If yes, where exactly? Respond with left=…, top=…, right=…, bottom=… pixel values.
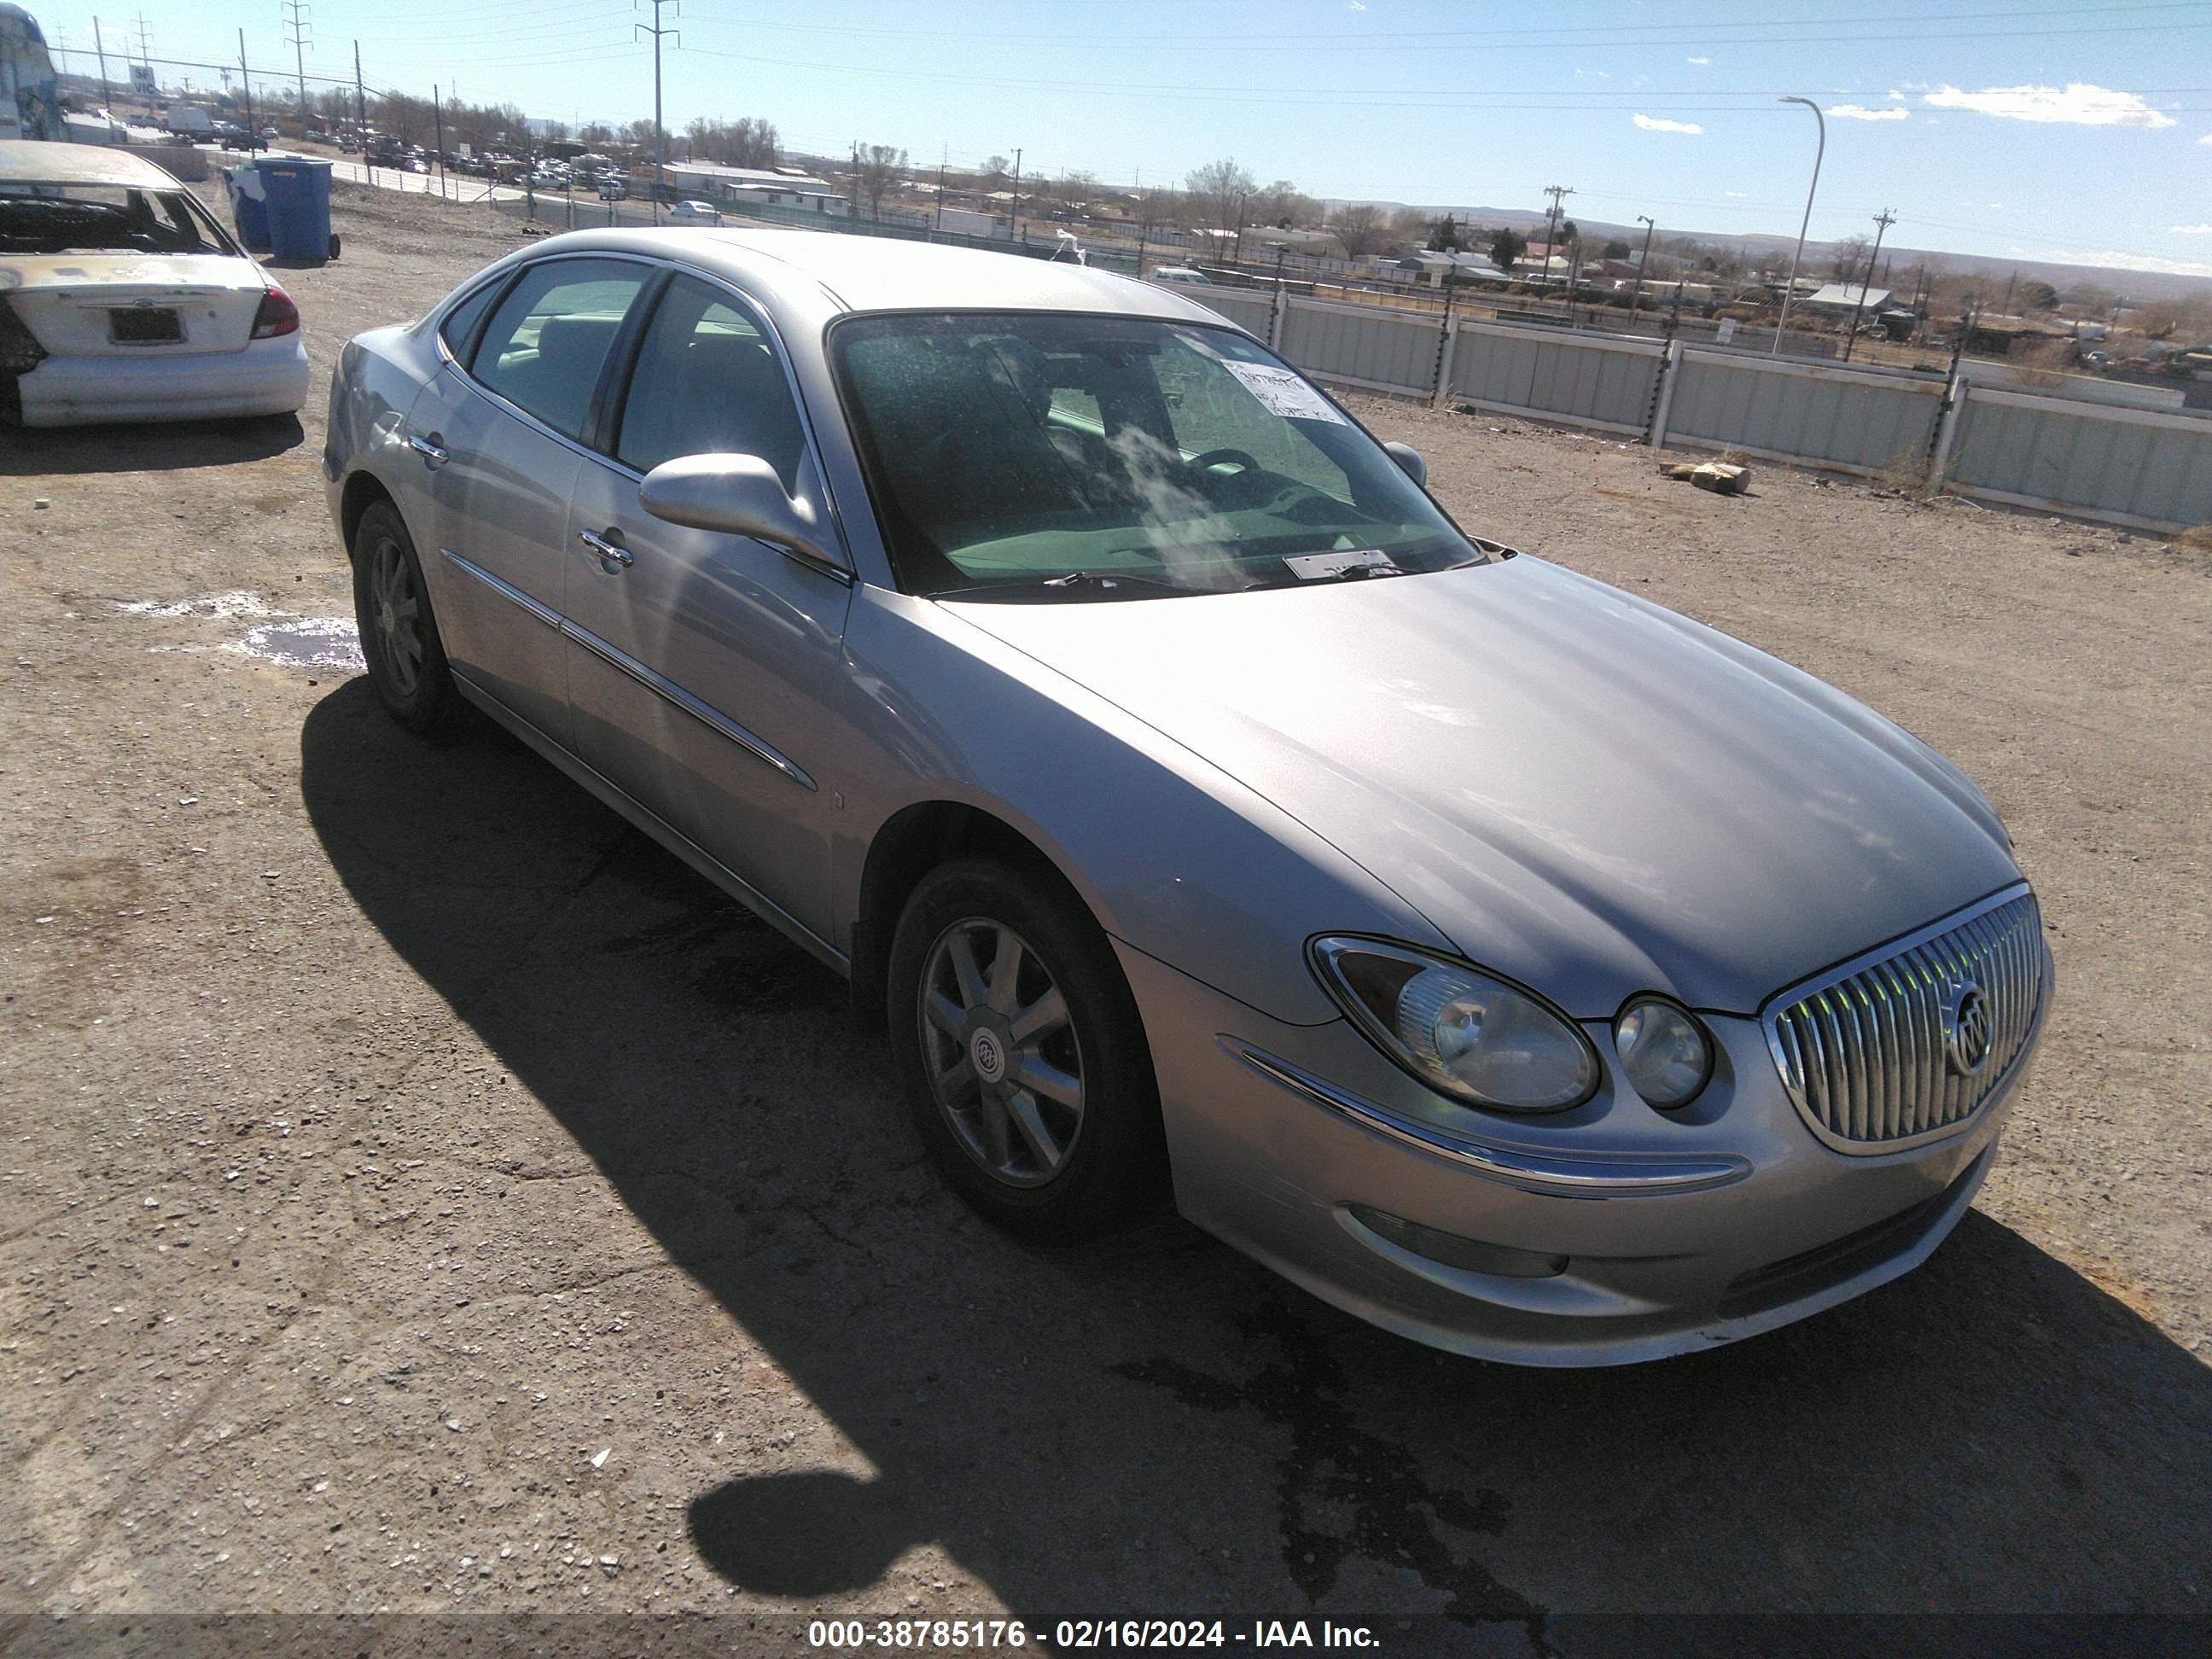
left=597, top=176, right=628, bottom=201
left=0, top=140, right=309, bottom=425
left=324, top=230, right=2048, bottom=1365
left=667, top=198, right=722, bottom=225
left=216, top=123, right=265, bottom=152
left=1145, top=264, right=1212, bottom=286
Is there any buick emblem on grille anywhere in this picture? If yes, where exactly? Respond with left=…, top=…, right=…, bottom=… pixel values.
left=1944, top=982, right=1994, bottom=1076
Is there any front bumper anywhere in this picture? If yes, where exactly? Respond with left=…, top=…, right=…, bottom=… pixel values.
left=1120, top=939, right=2045, bottom=1367
left=15, top=336, right=310, bottom=427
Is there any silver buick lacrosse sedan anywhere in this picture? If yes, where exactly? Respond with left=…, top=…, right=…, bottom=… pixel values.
left=324, top=229, right=2049, bottom=1365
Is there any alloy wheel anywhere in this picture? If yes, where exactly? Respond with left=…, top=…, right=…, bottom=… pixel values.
left=919, top=917, right=1086, bottom=1188
left=368, top=532, right=425, bottom=698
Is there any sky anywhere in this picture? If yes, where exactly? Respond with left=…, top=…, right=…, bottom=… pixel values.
left=45, top=0, right=2212, bottom=278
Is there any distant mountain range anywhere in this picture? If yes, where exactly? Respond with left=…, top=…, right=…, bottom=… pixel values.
left=1357, top=202, right=2212, bottom=303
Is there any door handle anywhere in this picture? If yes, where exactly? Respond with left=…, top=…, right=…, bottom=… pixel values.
left=408, top=432, right=450, bottom=467
left=578, top=527, right=633, bottom=569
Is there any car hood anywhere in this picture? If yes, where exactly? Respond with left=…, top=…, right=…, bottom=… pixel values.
left=944, top=556, right=2021, bottom=1016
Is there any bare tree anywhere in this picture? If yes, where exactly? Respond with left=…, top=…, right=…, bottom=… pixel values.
left=981, top=154, right=1010, bottom=189
left=1185, top=156, right=1256, bottom=230
left=1328, top=202, right=1390, bottom=257
left=1830, top=233, right=1873, bottom=284
left=685, top=116, right=779, bottom=170
left=854, top=143, right=907, bottom=218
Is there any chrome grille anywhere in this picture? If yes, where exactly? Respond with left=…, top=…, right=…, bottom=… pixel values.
left=1764, top=888, right=2047, bottom=1153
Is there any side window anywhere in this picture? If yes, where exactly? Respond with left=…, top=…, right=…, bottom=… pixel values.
left=471, top=259, right=649, bottom=440
left=613, top=274, right=806, bottom=492
left=438, top=279, right=502, bottom=364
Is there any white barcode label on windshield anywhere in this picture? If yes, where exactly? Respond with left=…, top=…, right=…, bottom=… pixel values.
left=1222, top=360, right=1348, bottom=425
left=1283, top=548, right=1400, bottom=580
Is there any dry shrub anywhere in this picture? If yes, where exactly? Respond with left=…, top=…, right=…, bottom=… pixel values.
left=2008, top=337, right=2075, bottom=388
left=2175, top=524, right=2212, bottom=554
left=1872, top=446, right=1936, bottom=498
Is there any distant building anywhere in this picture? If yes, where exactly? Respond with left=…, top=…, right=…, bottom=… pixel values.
left=664, top=161, right=846, bottom=215
left=1805, top=283, right=1893, bottom=312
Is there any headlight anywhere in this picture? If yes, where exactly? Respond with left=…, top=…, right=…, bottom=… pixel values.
left=1311, top=937, right=1599, bottom=1115
left=1613, top=997, right=1714, bottom=1109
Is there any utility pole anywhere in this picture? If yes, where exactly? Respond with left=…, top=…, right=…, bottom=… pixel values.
left=934, top=148, right=945, bottom=233
left=634, top=0, right=678, bottom=225
left=1541, top=183, right=1573, bottom=304
left=281, top=0, right=310, bottom=140
left=238, top=29, right=254, bottom=141
left=92, top=16, right=111, bottom=113
left=1010, top=146, right=1022, bottom=244
left=1842, top=208, right=1895, bottom=362
left=352, top=39, right=364, bottom=131
left=1631, top=213, right=1656, bottom=320
left=434, top=83, right=447, bottom=202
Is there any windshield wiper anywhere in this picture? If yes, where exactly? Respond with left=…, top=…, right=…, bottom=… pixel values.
left=934, top=569, right=1214, bottom=601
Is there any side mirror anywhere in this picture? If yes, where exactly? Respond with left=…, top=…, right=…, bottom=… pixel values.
left=638, top=453, right=841, bottom=572
left=1383, top=441, right=1427, bottom=488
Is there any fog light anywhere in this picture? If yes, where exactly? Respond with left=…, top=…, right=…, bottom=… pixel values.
left=1346, top=1204, right=1567, bottom=1278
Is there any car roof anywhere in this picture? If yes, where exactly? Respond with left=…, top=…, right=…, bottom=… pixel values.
left=532, top=226, right=1233, bottom=326
left=0, top=140, right=185, bottom=189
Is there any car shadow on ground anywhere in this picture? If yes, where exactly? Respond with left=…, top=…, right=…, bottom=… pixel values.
left=0, top=413, right=304, bottom=476
left=300, top=679, right=2212, bottom=1633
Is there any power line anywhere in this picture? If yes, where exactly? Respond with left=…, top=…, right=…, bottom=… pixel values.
left=672, top=0, right=2212, bottom=49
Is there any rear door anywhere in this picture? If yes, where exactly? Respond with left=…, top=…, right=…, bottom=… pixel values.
left=399, top=254, right=654, bottom=748
left=562, top=271, right=854, bottom=946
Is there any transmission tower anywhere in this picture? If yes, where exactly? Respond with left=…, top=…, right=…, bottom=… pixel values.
left=282, top=0, right=312, bottom=133
left=635, top=0, right=678, bottom=224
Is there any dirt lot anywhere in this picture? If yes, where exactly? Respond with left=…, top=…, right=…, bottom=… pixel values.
left=3, top=182, right=2209, bottom=1642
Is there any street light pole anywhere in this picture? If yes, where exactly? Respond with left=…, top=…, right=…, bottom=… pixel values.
left=1631, top=213, right=1656, bottom=319
left=1773, top=96, right=1825, bottom=355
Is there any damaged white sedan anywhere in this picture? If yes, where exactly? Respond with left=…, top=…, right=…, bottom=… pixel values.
left=0, top=140, right=308, bottom=427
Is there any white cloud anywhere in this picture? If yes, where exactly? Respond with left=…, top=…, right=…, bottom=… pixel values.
left=1686, top=55, right=1711, bottom=65
left=2200, top=132, right=2212, bottom=146
left=1988, top=202, right=2005, bottom=209
left=2033, top=247, right=2212, bottom=277
left=1922, top=83, right=2176, bottom=129
left=1633, top=113, right=1703, bottom=135
left=2173, top=223, right=2212, bottom=235
left=1886, top=90, right=1906, bottom=102
left=1725, top=190, right=1747, bottom=198
left=1831, top=104, right=1910, bottom=121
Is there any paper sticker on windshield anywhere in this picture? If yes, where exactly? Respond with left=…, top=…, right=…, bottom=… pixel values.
left=1283, top=548, right=1400, bottom=581
left=1222, top=360, right=1348, bottom=425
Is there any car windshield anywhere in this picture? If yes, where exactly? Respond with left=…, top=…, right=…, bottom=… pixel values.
left=830, top=311, right=1487, bottom=601
left=0, top=183, right=229, bottom=256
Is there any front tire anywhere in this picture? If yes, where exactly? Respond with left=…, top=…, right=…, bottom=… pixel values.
left=352, top=498, right=461, bottom=736
left=888, top=859, right=1167, bottom=1243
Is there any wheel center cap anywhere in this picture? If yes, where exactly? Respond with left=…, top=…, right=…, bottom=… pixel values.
left=969, top=1026, right=1007, bottom=1086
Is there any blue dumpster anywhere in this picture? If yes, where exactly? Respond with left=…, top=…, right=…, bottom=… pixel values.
left=225, top=165, right=271, bottom=253
left=257, top=158, right=336, bottom=263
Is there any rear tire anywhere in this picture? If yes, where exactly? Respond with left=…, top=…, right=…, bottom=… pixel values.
left=352, top=498, right=462, bottom=736
left=888, top=859, right=1167, bottom=1243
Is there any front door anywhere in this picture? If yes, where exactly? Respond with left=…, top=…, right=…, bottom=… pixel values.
left=402, top=254, right=652, bottom=747
left=562, top=272, right=854, bottom=948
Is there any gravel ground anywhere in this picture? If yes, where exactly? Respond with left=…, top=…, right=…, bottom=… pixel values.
left=2, top=183, right=2209, bottom=1641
